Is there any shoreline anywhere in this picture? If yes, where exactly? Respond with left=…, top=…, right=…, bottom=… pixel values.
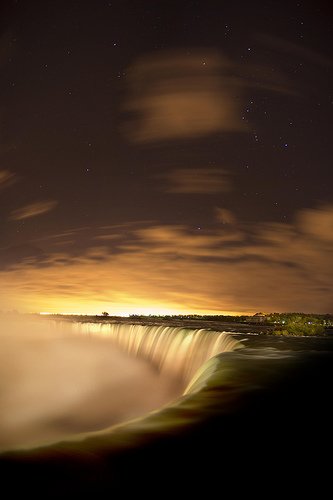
left=39, top=314, right=333, bottom=337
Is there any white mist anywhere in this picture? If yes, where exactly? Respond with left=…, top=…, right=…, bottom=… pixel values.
left=0, top=316, right=182, bottom=451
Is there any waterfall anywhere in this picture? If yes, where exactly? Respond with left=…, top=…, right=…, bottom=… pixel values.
left=71, top=322, right=240, bottom=384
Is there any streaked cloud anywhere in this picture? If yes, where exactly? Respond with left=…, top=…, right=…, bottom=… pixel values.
left=123, top=48, right=295, bottom=144
left=134, top=225, right=242, bottom=258
left=257, top=34, right=333, bottom=68
left=215, top=208, right=237, bottom=224
left=296, top=205, right=333, bottom=243
left=124, top=50, right=247, bottom=143
left=1, top=206, right=332, bottom=315
left=0, top=169, right=16, bottom=189
left=161, top=168, right=231, bottom=194
left=10, top=200, right=58, bottom=221
left=94, top=234, right=121, bottom=241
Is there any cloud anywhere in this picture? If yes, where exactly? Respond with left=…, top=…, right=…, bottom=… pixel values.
left=257, top=34, right=333, bottom=68
left=124, top=50, right=247, bottom=143
left=0, top=169, right=16, bottom=189
left=10, top=200, right=58, bottom=220
left=134, top=225, right=242, bottom=258
left=0, top=206, right=332, bottom=315
left=160, top=168, right=231, bottom=194
left=215, top=208, right=237, bottom=224
left=296, top=205, right=333, bottom=243
left=123, top=48, right=296, bottom=144
left=0, top=243, right=47, bottom=270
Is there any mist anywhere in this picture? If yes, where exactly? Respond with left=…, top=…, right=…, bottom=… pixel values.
left=0, top=315, right=182, bottom=452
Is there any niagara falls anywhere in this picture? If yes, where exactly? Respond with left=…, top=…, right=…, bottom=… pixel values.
left=1, top=313, right=333, bottom=496
left=0, top=316, right=239, bottom=451
left=1, top=0, right=332, bottom=496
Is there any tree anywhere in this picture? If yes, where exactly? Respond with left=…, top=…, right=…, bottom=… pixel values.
left=101, top=311, right=109, bottom=316
left=273, top=315, right=325, bottom=336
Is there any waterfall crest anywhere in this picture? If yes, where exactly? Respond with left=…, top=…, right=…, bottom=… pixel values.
left=72, top=322, right=240, bottom=384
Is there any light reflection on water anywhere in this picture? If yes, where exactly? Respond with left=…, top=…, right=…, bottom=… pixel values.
left=0, top=318, right=239, bottom=451
left=72, top=321, right=240, bottom=382
left=1, top=320, right=333, bottom=495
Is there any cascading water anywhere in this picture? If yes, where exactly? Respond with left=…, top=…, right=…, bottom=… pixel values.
left=2, top=319, right=332, bottom=497
left=0, top=317, right=240, bottom=452
left=71, top=322, right=240, bottom=385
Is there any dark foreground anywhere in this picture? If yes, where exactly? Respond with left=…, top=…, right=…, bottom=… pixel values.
left=1, top=332, right=332, bottom=497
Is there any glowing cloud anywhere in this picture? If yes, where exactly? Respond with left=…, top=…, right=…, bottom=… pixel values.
left=124, top=50, right=247, bottom=143
left=215, top=208, right=237, bottom=224
left=0, top=206, right=332, bottom=315
left=0, top=169, right=16, bottom=189
left=162, top=168, right=231, bottom=194
left=10, top=200, right=58, bottom=221
left=296, top=205, right=333, bottom=243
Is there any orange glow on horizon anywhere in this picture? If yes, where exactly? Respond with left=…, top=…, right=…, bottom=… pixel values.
left=2, top=207, right=332, bottom=317
left=36, top=305, right=253, bottom=317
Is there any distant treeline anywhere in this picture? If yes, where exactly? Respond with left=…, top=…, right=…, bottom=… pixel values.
left=127, top=312, right=333, bottom=336
left=128, top=314, right=248, bottom=322
left=266, top=313, right=333, bottom=335
left=8, top=311, right=331, bottom=336
left=128, top=312, right=333, bottom=326
left=264, top=312, right=333, bottom=326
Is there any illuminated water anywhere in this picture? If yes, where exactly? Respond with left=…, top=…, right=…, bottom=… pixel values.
left=0, top=318, right=239, bottom=451
left=72, top=321, right=239, bottom=383
left=1, top=317, right=332, bottom=495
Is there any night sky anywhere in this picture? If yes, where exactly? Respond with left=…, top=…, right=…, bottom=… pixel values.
left=0, top=0, right=332, bottom=315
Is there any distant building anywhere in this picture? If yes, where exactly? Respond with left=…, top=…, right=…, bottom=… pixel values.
left=248, top=312, right=269, bottom=323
